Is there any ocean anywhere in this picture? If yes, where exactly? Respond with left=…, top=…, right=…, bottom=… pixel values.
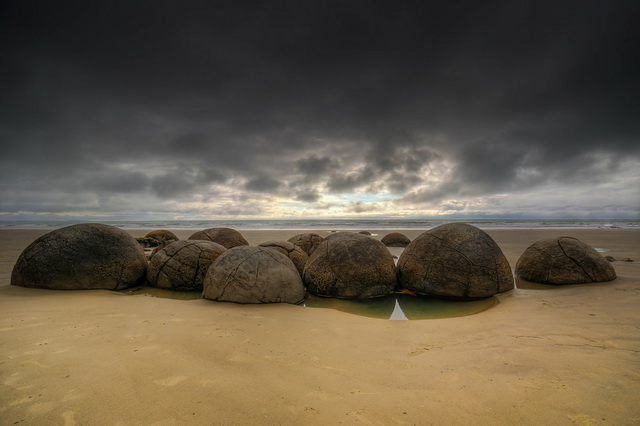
left=0, top=218, right=638, bottom=230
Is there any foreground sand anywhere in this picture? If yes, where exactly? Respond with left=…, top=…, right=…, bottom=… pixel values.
left=1, top=228, right=639, bottom=425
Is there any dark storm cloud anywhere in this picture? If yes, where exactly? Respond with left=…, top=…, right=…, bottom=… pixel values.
left=1, top=0, right=639, bottom=216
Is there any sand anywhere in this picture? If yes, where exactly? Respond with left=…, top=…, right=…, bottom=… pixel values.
left=1, top=228, right=639, bottom=425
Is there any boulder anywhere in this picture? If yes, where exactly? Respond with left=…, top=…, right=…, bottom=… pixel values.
left=11, top=223, right=147, bottom=290
left=358, top=230, right=372, bottom=235
left=147, top=240, right=227, bottom=291
left=287, top=233, right=323, bottom=256
left=257, top=240, right=308, bottom=276
left=303, top=232, right=396, bottom=298
left=145, top=229, right=179, bottom=243
left=203, top=246, right=304, bottom=304
left=397, top=223, right=513, bottom=299
left=188, top=227, right=248, bottom=249
left=381, top=232, right=411, bottom=247
left=515, top=237, right=617, bottom=284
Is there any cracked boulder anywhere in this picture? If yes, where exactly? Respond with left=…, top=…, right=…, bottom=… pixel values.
left=287, top=233, right=323, bottom=256
left=188, top=227, right=248, bottom=249
left=397, top=223, right=513, bottom=299
left=147, top=240, right=227, bottom=291
left=258, top=240, right=308, bottom=277
left=202, top=246, right=304, bottom=304
left=303, top=232, right=396, bottom=298
left=381, top=232, right=411, bottom=247
left=515, top=237, right=617, bottom=284
left=11, top=223, right=147, bottom=290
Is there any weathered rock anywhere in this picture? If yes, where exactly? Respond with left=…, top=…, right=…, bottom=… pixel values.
left=203, top=246, right=304, bottom=304
left=11, top=223, right=147, bottom=290
left=188, top=227, right=248, bottom=249
left=358, top=230, right=372, bottom=235
left=147, top=240, right=227, bottom=291
left=287, top=233, right=324, bottom=256
left=258, top=240, right=308, bottom=276
left=515, top=237, right=617, bottom=284
left=397, top=223, right=513, bottom=299
left=145, top=229, right=179, bottom=242
left=381, top=232, right=411, bottom=247
left=303, top=232, right=396, bottom=298
left=605, top=255, right=616, bottom=262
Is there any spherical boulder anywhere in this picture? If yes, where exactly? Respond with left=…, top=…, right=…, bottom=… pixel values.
left=287, top=233, right=323, bottom=256
left=515, top=237, right=617, bottom=284
left=188, top=227, right=248, bottom=249
left=358, top=230, right=372, bottom=236
left=145, top=229, right=179, bottom=242
left=203, top=246, right=304, bottom=304
left=381, top=232, right=411, bottom=247
left=303, top=232, right=396, bottom=298
left=397, top=223, right=513, bottom=299
left=11, top=223, right=147, bottom=290
left=147, top=240, right=227, bottom=291
left=258, top=240, right=308, bottom=276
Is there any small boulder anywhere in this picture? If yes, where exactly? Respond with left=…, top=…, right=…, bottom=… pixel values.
left=145, top=229, right=179, bottom=243
left=287, top=233, right=324, bottom=256
left=515, top=237, right=617, bottom=284
left=147, top=240, right=227, bottom=291
left=188, top=227, right=248, bottom=249
left=381, top=232, right=411, bottom=247
left=11, top=223, right=147, bottom=290
left=303, top=232, right=396, bottom=298
left=203, top=246, right=304, bottom=304
left=397, top=223, right=513, bottom=299
left=258, top=240, right=308, bottom=277
left=358, top=231, right=372, bottom=236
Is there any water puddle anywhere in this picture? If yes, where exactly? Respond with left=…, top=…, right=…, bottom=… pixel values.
left=305, top=293, right=498, bottom=320
left=121, top=287, right=498, bottom=320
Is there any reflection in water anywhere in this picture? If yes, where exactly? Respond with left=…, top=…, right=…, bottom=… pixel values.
left=122, top=287, right=498, bottom=320
left=515, top=278, right=562, bottom=290
left=305, top=293, right=498, bottom=320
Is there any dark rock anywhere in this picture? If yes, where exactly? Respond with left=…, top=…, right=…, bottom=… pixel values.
left=287, top=233, right=324, bottom=256
left=622, top=258, right=634, bottom=262
left=11, top=223, right=147, bottom=290
left=258, top=240, right=308, bottom=277
left=515, top=237, right=617, bottom=284
left=303, top=232, right=396, bottom=298
left=381, top=232, right=411, bottom=247
left=605, top=255, right=616, bottom=262
left=358, top=231, right=372, bottom=235
left=136, top=236, right=160, bottom=248
left=188, top=227, right=248, bottom=249
left=203, top=246, right=304, bottom=304
left=397, top=223, right=513, bottom=299
left=145, top=229, right=179, bottom=242
left=147, top=240, right=227, bottom=291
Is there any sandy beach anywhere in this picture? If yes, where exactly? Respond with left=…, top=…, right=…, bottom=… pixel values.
left=1, top=228, right=639, bottom=425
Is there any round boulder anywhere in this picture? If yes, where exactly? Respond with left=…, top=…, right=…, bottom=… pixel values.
left=145, top=229, right=179, bottom=242
left=381, top=232, right=411, bottom=247
left=257, top=240, right=308, bottom=277
left=397, top=223, right=513, bottom=299
left=203, top=246, right=304, bottom=304
left=287, top=233, right=323, bottom=256
left=515, top=237, right=617, bottom=284
left=188, top=227, right=248, bottom=249
left=11, top=223, right=147, bottom=290
left=147, top=240, right=227, bottom=291
left=303, top=232, right=396, bottom=298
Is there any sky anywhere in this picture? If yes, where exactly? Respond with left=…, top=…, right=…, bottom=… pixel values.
left=1, top=0, right=639, bottom=221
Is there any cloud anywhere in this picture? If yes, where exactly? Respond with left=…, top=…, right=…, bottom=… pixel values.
left=1, top=1, right=639, bottom=219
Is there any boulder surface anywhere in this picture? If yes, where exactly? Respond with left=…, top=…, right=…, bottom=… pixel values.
left=397, top=223, right=513, bottom=299
left=258, top=240, right=308, bottom=276
left=303, top=232, right=396, bottom=298
left=203, top=246, right=304, bottom=304
left=147, top=240, right=227, bottom=291
left=11, top=223, right=147, bottom=290
left=515, top=237, right=617, bottom=284
left=188, top=227, right=248, bottom=249
left=287, top=233, right=323, bottom=256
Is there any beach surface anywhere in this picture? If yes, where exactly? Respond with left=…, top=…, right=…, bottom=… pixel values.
left=1, top=228, right=639, bottom=425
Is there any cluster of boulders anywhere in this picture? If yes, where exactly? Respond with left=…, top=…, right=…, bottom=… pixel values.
left=11, top=223, right=618, bottom=306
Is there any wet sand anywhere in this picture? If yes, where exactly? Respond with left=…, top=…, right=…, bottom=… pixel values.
left=1, top=228, right=639, bottom=425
